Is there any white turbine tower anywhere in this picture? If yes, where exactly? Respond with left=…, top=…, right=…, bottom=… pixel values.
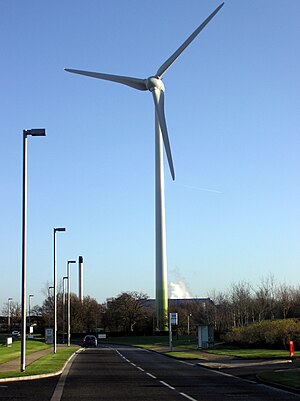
left=66, top=3, right=224, bottom=331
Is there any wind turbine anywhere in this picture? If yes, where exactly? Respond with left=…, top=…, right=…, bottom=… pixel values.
left=65, top=3, right=224, bottom=331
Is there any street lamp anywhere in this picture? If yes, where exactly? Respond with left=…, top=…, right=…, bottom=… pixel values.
left=67, top=260, right=76, bottom=346
left=21, top=128, right=46, bottom=372
left=48, top=286, right=54, bottom=328
left=187, top=313, right=192, bottom=336
left=53, top=227, right=66, bottom=353
left=62, top=276, right=68, bottom=344
left=8, top=298, right=13, bottom=334
left=28, top=294, right=34, bottom=333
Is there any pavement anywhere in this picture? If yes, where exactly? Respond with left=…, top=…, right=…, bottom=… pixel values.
left=149, top=345, right=300, bottom=384
left=0, top=346, right=55, bottom=373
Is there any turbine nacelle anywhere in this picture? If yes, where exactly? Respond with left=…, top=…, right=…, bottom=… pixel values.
left=146, top=76, right=165, bottom=92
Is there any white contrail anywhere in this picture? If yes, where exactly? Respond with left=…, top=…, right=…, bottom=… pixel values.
left=176, top=183, right=223, bottom=194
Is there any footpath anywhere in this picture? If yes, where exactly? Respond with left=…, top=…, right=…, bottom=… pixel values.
left=0, top=346, right=54, bottom=373
left=149, top=345, right=300, bottom=388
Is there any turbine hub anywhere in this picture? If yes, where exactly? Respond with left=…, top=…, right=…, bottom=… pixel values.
left=146, top=76, right=165, bottom=92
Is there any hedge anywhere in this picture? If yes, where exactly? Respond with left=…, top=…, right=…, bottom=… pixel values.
left=222, top=319, right=300, bottom=348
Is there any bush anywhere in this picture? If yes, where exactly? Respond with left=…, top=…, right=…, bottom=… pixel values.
left=222, top=319, right=300, bottom=348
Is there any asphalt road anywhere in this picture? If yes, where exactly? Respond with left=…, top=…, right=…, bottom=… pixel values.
left=0, top=345, right=299, bottom=401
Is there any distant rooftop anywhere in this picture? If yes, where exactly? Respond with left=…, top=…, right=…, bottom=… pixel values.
left=141, top=298, right=213, bottom=308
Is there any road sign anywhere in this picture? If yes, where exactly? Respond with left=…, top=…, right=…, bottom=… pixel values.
left=170, top=313, right=178, bottom=325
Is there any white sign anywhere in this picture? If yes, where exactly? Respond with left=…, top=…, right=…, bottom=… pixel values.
left=170, top=312, right=178, bottom=326
left=45, top=328, right=53, bottom=344
left=6, top=337, right=12, bottom=346
left=98, top=334, right=107, bottom=339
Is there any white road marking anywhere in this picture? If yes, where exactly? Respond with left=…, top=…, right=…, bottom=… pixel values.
left=160, top=380, right=175, bottom=390
left=178, top=360, right=194, bottom=366
left=179, top=392, right=198, bottom=401
left=50, top=352, right=78, bottom=401
left=116, top=348, right=200, bottom=400
left=146, top=372, right=157, bottom=379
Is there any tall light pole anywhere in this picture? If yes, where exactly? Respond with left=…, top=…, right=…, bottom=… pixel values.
left=8, top=297, right=13, bottom=333
left=62, top=276, right=68, bottom=344
left=48, top=286, right=54, bottom=328
left=53, top=227, right=66, bottom=353
left=67, top=260, right=76, bottom=346
left=187, top=313, right=192, bottom=336
left=28, top=294, right=34, bottom=331
left=78, top=256, right=84, bottom=302
left=21, top=128, right=46, bottom=372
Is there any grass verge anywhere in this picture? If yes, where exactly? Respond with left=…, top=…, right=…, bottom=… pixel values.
left=99, top=336, right=297, bottom=359
left=165, top=351, right=206, bottom=360
left=0, top=339, right=51, bottom=364
left=205, top=348, right=298, bottom=359
left=257, top=370, right=300, bottom=389
left=0, top=346, right=79, bottom=379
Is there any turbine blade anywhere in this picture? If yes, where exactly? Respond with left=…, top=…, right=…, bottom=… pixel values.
left=65, top=68, right=147, bottom=91
left=152, top=89, right=175, bottom=180
left=156, top=2, right=224, bottom=77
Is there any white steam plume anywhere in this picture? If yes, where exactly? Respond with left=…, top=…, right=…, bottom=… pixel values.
left=169, top=281, right=192, bottom=299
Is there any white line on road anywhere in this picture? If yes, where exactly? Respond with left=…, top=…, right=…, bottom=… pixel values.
left=160, top=380, right=175, bottom=390
left=137, top=366, right=144, bottom=371
left=146, top=372, right=157, bottom=379
left=179, top=392, right=198, bottom=401
left=50, top=351, right=79, bottom=401
left=178, top=360, right=194, bottom=366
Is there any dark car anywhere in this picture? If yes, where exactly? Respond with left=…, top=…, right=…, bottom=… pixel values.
left=82, top=335, right=97, bottom=348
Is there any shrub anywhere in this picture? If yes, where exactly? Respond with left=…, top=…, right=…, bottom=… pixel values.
left=222, top=319, right=300, bottom=348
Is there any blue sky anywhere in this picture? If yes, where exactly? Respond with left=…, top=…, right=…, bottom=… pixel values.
left=0, top=0, right=299, bottom=309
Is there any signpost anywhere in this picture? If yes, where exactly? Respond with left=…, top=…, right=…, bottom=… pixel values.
left=45, top=328, right=53, bottom=344
left=169, top=313, right=178, bottom=351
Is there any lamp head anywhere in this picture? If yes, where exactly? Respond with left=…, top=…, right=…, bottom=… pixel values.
left=54, top=227, right=66, bottom=233
left=24, top=128, right=46, bottom=137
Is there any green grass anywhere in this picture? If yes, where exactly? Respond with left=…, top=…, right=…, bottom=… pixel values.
left=258, top=370, right=300, bottom=389
left=0, top=346, right=79, bottom=379
left=165, top=351, right=207, bottom=360
left=99, top=335, right=197, bottom=348
left=205, top=348, right=299, bottom=359
left=0, top=339, right=51, bottom=364
left=99, top=336, right=299, bottom=359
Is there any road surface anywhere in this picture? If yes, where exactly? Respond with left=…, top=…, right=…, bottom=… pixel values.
left=1, top=345, right=299, bottom=401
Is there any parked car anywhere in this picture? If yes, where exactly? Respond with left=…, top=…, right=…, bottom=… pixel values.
left=11, top=330, right=20, bottom=337
left=82, top=335, right=97, bottom=348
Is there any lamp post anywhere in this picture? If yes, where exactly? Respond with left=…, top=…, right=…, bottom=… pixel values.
left=62, top=276, right=68, bottom=344
left=28, top=294, right=34, bottom=332
left=8, top=297, right=13, bottom=334
left=21, top=128, right=46, bottom=372
left=48, top=286, right=54, bottom=328
left=53, top=227, right=66, bottom=353
left=67, top=260, right=76, bottom=346
left=187, top=313, right=192, bottom=336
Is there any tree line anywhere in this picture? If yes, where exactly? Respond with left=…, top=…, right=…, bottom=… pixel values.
left=2, top=276, right=300, bottom=339
left=205, top=276, right=300, bottom=335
